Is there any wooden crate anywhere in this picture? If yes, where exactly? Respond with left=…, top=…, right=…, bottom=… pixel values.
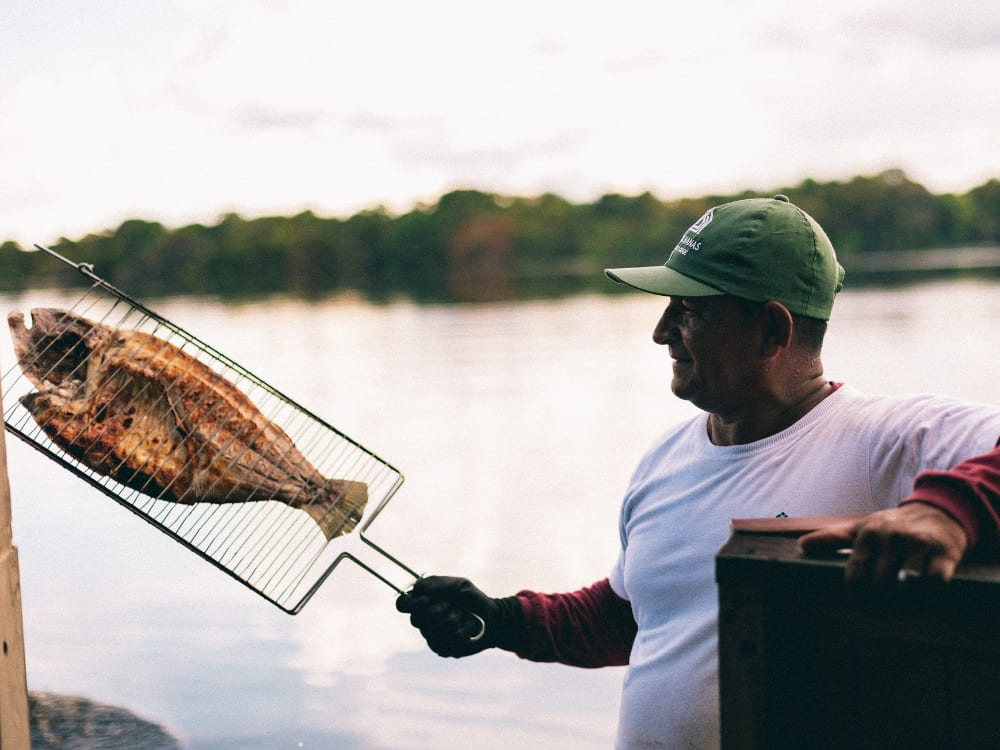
left=716, top=531, right=1000, bottom=750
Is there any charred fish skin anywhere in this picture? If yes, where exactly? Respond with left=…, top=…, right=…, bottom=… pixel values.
left=7, top=308, right=368, bottom=540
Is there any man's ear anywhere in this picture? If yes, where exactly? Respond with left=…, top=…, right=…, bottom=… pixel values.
left=760, top=301, right=793, bottom=356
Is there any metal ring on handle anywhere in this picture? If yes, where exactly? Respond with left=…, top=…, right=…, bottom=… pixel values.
left=468, top=613, right=486, bottom=642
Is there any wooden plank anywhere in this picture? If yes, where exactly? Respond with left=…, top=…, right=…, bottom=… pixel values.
left=0, top=366, right=30, bottom=750
left=0, top=550, right=29, bottom=749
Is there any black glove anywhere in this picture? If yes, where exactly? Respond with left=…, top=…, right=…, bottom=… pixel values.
left=395, top=575, right=524, bottom=658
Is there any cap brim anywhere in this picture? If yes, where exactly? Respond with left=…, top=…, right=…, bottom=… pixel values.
left=604, top=265, right=723, bottom=297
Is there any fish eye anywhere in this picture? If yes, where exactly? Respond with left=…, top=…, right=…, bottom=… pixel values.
left=35, top=333, right=90, bottom=383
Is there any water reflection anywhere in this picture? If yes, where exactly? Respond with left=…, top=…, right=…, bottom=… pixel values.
left=3, top=280, right=1000, bottom=747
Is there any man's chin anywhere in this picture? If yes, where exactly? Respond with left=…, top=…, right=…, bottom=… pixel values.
left=670, top=379, right=696, bottom=403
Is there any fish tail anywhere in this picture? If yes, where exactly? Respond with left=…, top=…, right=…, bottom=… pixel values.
left=305, top=479, right=369, bottom=540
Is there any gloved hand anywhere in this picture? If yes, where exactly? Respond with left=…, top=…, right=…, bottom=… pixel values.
left=395, top=575, right=523, bottom=658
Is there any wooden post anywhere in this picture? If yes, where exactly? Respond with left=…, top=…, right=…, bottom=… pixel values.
left=0, top=373, right=30, bottom=749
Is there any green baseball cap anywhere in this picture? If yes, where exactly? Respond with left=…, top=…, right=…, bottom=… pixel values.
left=605, top=195, right=845, bottom=320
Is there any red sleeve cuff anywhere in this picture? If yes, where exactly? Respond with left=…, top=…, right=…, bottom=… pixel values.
left=900, top=480, right=983, bottom=549
left=900, top=444, right=1000, bottom=555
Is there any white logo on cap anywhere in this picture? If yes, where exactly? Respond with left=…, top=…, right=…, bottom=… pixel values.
left=690, top=208, right=713, bottom=234
left=673, top=208, right=714, bottom=255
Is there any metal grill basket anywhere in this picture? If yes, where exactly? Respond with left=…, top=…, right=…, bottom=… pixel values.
left=1, top=247, right=411, bottom=613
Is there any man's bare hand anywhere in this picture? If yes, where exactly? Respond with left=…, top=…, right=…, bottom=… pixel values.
left=798, top=502, right=969, bottom=592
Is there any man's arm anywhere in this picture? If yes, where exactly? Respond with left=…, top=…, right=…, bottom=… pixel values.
left=516, top=578, right=636, bottom=667
left=899, top=442, right=1000, bottom=555
left=799, top=442, right=1000, bottom=590
left=396, top=576, right=636, bottom=667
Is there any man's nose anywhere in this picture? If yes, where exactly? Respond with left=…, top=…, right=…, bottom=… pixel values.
left=653, top=307, right=677, bottom=345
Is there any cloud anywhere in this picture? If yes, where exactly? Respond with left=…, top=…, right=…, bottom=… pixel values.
left=1, top=0, right=998, bottom=246
left=845, top=1, right=1000, bottom=51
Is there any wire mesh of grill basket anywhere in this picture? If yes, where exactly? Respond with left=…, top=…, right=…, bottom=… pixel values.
left=1, top=246, right=415, bottom=613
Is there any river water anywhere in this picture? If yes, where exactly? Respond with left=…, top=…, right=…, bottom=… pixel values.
left=2, top=279, right=999, bottom=749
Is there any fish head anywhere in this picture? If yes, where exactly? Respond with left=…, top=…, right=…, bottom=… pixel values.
left=8, top=308, right=112, bottom=388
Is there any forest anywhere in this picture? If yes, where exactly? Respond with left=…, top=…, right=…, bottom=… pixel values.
left=1, top=169, right=998, bottom=303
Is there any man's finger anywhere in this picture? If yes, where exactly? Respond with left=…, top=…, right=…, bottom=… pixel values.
left=866, top=532, right=904, bottom=589
left=798, top=522, right=857, bottom=555
left=843, top=531, right=877, bottom=591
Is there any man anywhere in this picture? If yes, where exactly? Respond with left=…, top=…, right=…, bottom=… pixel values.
left=396, top=195, right=1000, bottom=748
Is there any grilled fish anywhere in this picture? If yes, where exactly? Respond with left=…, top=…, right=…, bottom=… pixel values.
left=8, top=308, right=367, bottom=540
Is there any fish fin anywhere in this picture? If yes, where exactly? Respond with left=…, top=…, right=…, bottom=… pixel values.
left=304, top=480, right=369, bottom=540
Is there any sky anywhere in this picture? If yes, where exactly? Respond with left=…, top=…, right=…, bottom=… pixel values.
left=2, top=0, right=1000, bottom=248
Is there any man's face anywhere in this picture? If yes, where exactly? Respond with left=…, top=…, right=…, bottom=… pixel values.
left=652, top=295, right=762, bottom=418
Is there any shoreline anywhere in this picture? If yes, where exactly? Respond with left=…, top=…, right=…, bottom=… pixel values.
left=29, top=691, right=182, bottom=750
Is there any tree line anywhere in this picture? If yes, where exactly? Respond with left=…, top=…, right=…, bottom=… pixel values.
left=1, top=169, right=998, bottom=303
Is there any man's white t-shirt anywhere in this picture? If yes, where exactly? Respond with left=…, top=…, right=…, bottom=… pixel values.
left=608, top=385, right=1000, bottom=749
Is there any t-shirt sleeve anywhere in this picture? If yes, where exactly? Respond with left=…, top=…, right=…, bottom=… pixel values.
left=511, top=578, right=636, bottom=668
left=868, top=395, right=1000, bottom=509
